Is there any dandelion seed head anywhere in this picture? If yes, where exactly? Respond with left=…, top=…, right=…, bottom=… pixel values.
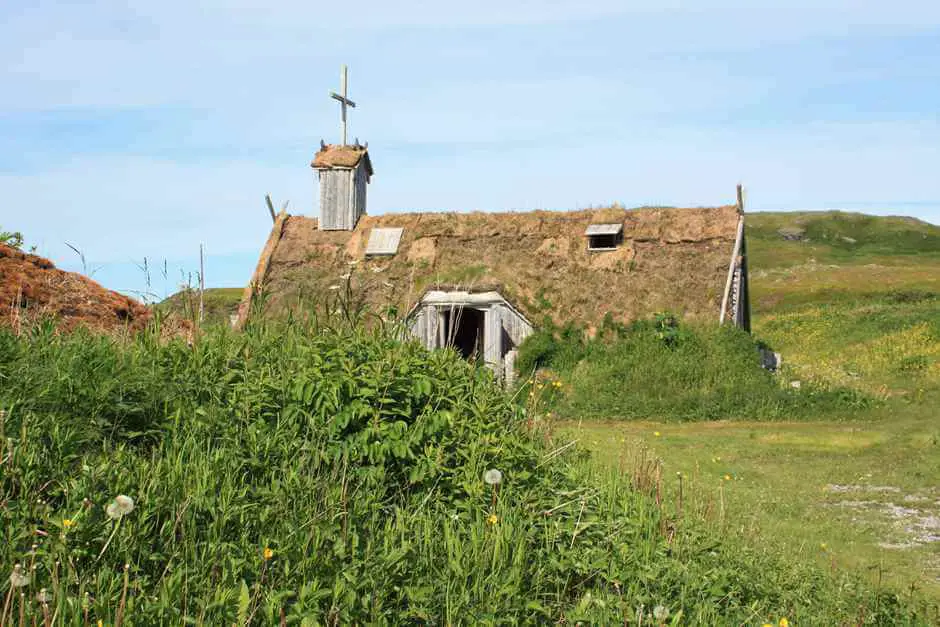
left=483, top=469, right=503, bottom=486
left=653, top=605, right=669, bottom=621
left=37, top=588, right=51, bottom=604
left=9, top=564, right=30, bottom=588
left=106, top=495, right=135, bottom=520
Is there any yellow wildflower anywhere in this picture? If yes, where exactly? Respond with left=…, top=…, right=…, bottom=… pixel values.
left=820, top=542, right=828, bottom=551
left=654, top=431, right=661, bottom=437
left=486, top=513, right=498, bottom=526
left=724, top=474, right=732, bottom=481
left=779, top=619, right=790, bottom=627
left=62, top=518, right=75, bottom=529
left=263, top=547, right=274, bottom=560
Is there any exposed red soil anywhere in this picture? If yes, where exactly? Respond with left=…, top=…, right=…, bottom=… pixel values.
left=0, top=244, right=153, bottom=333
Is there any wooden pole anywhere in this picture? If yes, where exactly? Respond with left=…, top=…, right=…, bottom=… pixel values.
left=340, top=64, right=348, bottom=146
left=719, top=184, right=746, bottom=324
left=265, top=195, right=276, bottom=222
left=198, top=244, right=205, bottom=325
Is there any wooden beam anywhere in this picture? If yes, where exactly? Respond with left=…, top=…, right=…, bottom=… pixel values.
left=265, top=195, right=276, bottom=223
left=719, top=217, right=745, bottom=325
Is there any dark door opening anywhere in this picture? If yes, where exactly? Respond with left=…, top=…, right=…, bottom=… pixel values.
left=442, top=307, right=485, bottom=360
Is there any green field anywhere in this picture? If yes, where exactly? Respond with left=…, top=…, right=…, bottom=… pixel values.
left=550, top=211, right=940, bottom=606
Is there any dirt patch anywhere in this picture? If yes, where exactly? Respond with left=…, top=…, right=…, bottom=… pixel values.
left=407, top=237, right=437, bottom=265
left=823, top=484, right=940, bottom=554
left=0, top=244, right=152, bottom=333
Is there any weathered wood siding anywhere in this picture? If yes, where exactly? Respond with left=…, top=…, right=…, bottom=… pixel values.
left=405, top=292, right=535, bottom=385
left=483, top=306, right=502, bottom=370
left=317, top=160, right=368, bottom=231
left=500, top=306, right=533, bottom=348
left=353, top=160, right=368, bottom=218
left=319, top=169, right=353, bottom=230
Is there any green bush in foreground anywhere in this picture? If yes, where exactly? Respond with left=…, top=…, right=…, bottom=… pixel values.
left=518, top=316, right=873, bottom=422
left=0, top=320, right=926, bottom=624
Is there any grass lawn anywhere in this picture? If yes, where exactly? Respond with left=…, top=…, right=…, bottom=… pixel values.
left=563, top=398, right=940, bottom=603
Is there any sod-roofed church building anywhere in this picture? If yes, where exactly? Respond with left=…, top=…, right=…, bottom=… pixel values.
left=236, top=68, right=751, bottom=383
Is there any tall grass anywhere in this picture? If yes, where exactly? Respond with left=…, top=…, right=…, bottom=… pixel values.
left=0, top=318, right=925, bottom=624
left=517, top=316, right=872, bottom=421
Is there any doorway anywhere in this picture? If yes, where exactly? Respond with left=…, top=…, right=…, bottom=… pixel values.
left=441, top=306, right=485, bottom=360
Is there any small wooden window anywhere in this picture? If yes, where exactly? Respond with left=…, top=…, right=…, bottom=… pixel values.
left=585, top=223, right=623, bottom=251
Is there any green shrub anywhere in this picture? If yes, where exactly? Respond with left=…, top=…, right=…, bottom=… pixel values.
left=1, top=226, right=24, bottom=249
left=518, top=317, right=872, bottom=421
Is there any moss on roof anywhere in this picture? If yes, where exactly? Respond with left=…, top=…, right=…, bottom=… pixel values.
left=248, top=205, right=742, bottom=331
left=311, top=144, right=373, bottom=174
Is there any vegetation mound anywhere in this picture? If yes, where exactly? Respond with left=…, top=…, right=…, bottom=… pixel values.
left=517, top=316, right=871, bottom=421
left=0, top=320, right=916, bottom=624
left=0, top=243, right=152, bottom=333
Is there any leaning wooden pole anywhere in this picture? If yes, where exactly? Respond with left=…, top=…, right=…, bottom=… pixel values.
left=719, top=185, right=745, bottom=325
left=198, top=243, right=205, bottom=325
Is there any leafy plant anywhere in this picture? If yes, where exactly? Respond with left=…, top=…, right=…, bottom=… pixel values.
left=0, top=318, right=917, bottom=624
left=1, top=226, right=24, bottom=249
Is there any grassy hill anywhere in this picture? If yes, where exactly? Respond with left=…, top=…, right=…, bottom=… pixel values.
left=157, top=287, right=243, bottom=326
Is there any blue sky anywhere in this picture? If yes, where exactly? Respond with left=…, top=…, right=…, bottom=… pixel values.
left=2, top=1, right=939, bottom=300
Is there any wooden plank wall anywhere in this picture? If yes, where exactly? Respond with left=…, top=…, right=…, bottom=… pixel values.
left=319, top=170, right=354, bottom=230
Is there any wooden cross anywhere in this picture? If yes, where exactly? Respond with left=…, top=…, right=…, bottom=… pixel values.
left=329, top=64, right=356, bottom=146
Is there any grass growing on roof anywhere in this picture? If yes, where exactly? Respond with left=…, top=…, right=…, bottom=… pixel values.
left=0, top=318, right=923, bottom=624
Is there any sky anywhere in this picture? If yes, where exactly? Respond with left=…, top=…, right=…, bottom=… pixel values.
left=2, top=1, right=939, bottom=300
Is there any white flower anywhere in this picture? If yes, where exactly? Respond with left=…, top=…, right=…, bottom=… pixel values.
left=371, top=266, right=384, bottom=273
left=328, top=285, right=340, bottom=291
left=106, top=495, right=135, bottom=520
left=483, top=469, right=503, bottom=486
left=339, top=273, right=351, bottom=280
left=9, top=564, right=30, bottom=588
left=653, top=605, right=669, bottom=621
